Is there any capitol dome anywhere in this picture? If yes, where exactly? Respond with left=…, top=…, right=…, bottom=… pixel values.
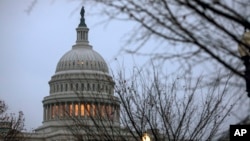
left=34, top=7, right=120, bottom=141
left=55, top=7, right=109, bottom=74
left=55, top=46, right=109, bottom=73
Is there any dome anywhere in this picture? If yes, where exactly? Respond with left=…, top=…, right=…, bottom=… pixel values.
left=39, top=7, right=120, bottom=133
left=55, top=8, right=109, bottom=74
left=55, top=46, right=109, bottom=73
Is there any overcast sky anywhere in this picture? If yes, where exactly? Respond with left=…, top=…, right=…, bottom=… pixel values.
left=0, top=0, right=136, bottom=130
left=1, top=0, right=247, bottom=133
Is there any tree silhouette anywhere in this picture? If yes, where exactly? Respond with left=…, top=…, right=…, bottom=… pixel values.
left=60, top=66, right=239, bottom=141
left=87, top=0, right=250, bottom=88
left=0, top=99, right=25, bottom=141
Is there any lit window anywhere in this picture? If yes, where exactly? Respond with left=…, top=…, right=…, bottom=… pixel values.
left=51, top=105, right=54, bottom=119
left=51, top=105, right=58, bottom=119
left=106, top=105, right=112, bottom=118
left=86, top=104, right=90, bottom=116
left=55, top=105, right=58, bottom=117
left=92, top=104, right=96, bottom=116
left=100, top=105, right=104, bottom=117
left=81, top=104, right=84, bottom=116
left=75, top=104, right=78, bottom=116
left=60, top=104, right=63, bottom=117
left=69, top=104, right=73, bottom=116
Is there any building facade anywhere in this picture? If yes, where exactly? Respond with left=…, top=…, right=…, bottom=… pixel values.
left=23, top=7, right=121, bottom=141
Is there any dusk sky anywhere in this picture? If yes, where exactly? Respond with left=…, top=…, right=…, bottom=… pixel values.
left=0, top=0, right=137, bottom=130
left=1, top=0, right=247, bottom=133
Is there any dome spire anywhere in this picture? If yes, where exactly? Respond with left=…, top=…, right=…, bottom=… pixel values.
left=79, top=6, right=87, bottom=27
left=75, top=6, right=89, bottom=45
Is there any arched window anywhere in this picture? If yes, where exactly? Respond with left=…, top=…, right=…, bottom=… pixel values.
left=61, top=84, right=63, bottom=92
left=76, top=83, right=79, bottom=91
left=70, top=83, right=73, bottom=91
left=98, top=84, right=100, bottom=92
left=87, top=83, right=90, bottom=91
left=81, top=83, right=84, bottom=91
left=92, top=84, right=95, bottom=91
left=65, top=84, right=68, bottom=91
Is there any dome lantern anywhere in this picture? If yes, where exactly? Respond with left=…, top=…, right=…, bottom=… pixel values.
left=76, top=6, right=89, bottom=44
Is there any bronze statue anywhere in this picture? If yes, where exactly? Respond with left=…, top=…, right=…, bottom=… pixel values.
left=79, top=6, right=87, bottom=27
left=80, top=6, right=85, bottom=18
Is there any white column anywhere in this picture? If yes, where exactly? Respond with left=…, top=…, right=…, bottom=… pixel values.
left=43, top=105, right=46, bottom=121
